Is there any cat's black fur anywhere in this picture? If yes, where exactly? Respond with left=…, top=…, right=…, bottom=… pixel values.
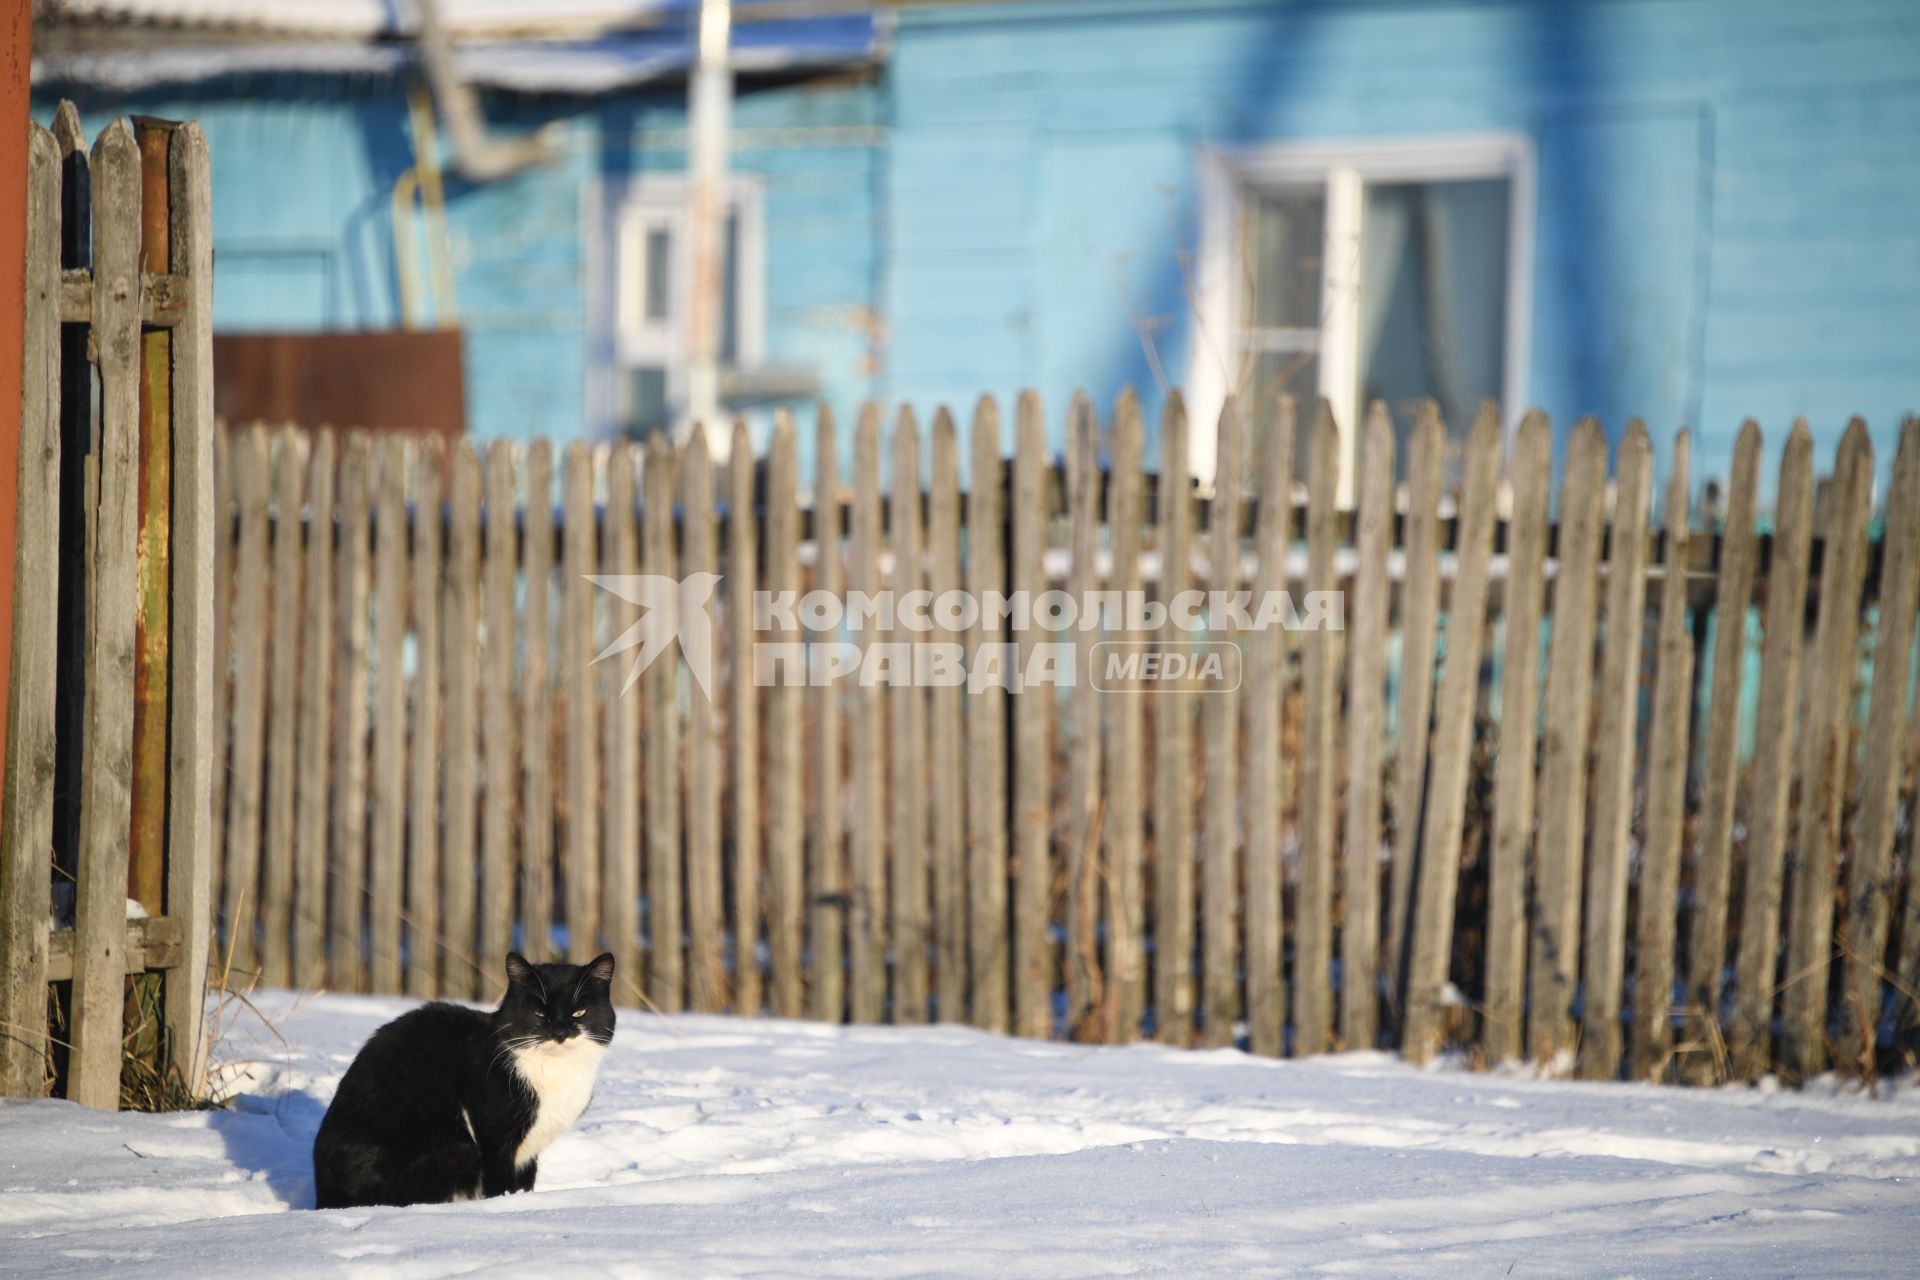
left=311, top=952, right=616, bottom=1209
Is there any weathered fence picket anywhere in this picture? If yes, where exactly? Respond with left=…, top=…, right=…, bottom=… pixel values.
left=1152, top=393, right=1194, bottom=1047
left=1577, top=420, right=1653, bottom=1079
left=1732, top=422, right=1814, bottom=1078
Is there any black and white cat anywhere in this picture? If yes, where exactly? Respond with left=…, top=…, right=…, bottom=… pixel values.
left=311, top=952, right=616, bottom=1209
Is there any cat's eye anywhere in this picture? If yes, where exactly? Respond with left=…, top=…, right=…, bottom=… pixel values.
left=572, top=1009, right=585, bottom=1017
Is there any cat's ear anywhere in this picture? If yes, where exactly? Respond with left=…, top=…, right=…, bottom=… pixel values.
left=506, top=952, right=537, bottom=989
left=583, top=952, right=615, bottom=986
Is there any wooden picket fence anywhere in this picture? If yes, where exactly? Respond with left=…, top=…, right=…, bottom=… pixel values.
left=1, top=107, right=217, bottom=1108
left=206, top=394, right=1920, bottom=1084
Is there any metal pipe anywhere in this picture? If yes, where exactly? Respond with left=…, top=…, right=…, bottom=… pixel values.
left=684, top=0, right=732, bottom=451
left=411, top=0, right=560, bottom=184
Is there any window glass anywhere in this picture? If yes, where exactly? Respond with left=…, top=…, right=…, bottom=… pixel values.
left=1359, top=178, right=1510, bottom=468
left=643, top=226, right=671, bottom=324
left=621, top=367, right=670, bottom=438
left=1242, top=190, right=1325, bottom=332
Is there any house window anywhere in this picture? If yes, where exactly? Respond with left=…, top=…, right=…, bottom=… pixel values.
left=597, top=176, right=764, bottom=441
left=1193, top=135, right=1533, bottom=499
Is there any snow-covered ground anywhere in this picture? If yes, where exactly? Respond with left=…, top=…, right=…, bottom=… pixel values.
left=3, top=992, right=1918, bottom=1277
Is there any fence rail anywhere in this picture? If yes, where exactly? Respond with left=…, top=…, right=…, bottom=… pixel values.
left=204, top=396, right=1920, bottom=1084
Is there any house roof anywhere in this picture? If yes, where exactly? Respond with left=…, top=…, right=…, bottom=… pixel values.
left=32, top=0, right=888, bottom=93
left=42, top=1, right=686, bottom=40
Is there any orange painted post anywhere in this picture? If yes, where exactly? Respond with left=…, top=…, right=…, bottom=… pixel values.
left=129, top=117, right=180, bottom=917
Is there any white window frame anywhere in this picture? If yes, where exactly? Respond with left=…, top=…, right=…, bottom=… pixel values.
left=584, top=173, right=767, bottom=443
left=1188, top=133, right=1535, bottom=502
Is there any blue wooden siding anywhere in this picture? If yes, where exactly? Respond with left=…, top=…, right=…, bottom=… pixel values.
left=884, top=0, right=1920, bottom=494
left=47, top=77, right=883, bottom=454
left=41, top=0, right=1918, bottom=493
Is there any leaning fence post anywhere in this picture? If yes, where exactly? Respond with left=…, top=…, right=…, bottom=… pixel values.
left=1781, top=420, right=1873, bottom=1079
left=1577, top=420, right=1653, bottom=1079
left=69, top=120, right=143, bottom=1109
left=0, top=122, right=61, bottom=1098
left=1404, top=404, right=1501, bottom=1064
left=1485, top=410, right=1551, bottom=1065
left=1630, top=430, right=1694, bottom=1081
left=1531, top=417, right=1606, bottom=1070
left=1681, top=420, right=1759, bottom=1082
left=1730, top=421, right=1814, bottom=1079
left=1844, top=420, right=1920, bottom=1056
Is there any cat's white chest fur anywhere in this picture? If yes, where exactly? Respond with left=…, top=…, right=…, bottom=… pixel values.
left=509, top=1038, right=607, bottom=1170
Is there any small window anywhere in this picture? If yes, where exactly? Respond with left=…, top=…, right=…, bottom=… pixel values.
left=1194, top=136, right=1532, bottom=498
left=603, top=180, right=762, bottom=441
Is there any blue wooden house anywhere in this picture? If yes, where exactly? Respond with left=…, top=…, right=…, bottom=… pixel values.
left=34, top=0, right=1920, bottom=494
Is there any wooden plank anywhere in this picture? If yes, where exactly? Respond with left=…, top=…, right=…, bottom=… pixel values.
left=1244, top=395, right=1295, bottom=1058
left=643, top=434, right=683, bottom=1011
left=293, top=431, right=335, bottom=986
left=1484, top=410, right=1551, bottom=1065
left=71, top=116, right=146, bottom=1108
left=1200, top=399, right=1242, bottom=1048
left=1530, top=417, right=1607, bottom=1069
left=683, top=428, right=725, bottom=1012
left=733, top=419, right=765, bottom=1016
left=1842, top=419, right=1920, bottom=1058
left=368, top=435, right=408, bottom=993
left=161, top=122, right=216, bottom=1086
left=1576, top=421, right=1655, bottom=1079
left=1013, top=391, right=1053, bottom=1038
left=599, top=443, right=640, bottom=999
left=929, top=407, right=966, bottom=1023
left=1387, top=407, right=1444, bottom=1010
left=1295, top=399, right=1342, bottom=1057
left=966, top=397, right=1010, bottom=1033
left=1066, top=396, right=1101, bottom=1037
left=1403, top=405, right=1502, bottom=1064
left=1103, top=390, right=1144, bottom=1043
left=47, top=915, right=188, bottom=982
left=1681, top=420, right=1760, bottom=1082
left=0, top=122, right=61, bottom=1097
left=766, top=414, right=804, bottom=1017
left=1630, top=431, right=1694, bottom=1081
left=407, top=441, right=443, bottom=994
left=1729, top=421, right=1814, bottom=1080
left=521, top=442, right=555, bottom=962
left=1781, top=420, right=1873, bottom=1079
left=258, top=428, right=304, bottom=989
left=1153, top=392, right=1194, bottom=1046
left=207, top=427, right=230, bottom=975
left=482, top=441, right=522, bottom=988
left=1340, top=403, right=1393, bottom=1053
left=890, top=408, right=929, bottom=1023
left=129, top=120, right=174, bottom=938
left=560, top=442, right=598, bottom=972
left=810, top=405, right=846, bottom=1024
left=848, top=405, right=886, bottom=1023
left=442, top=442, right=481, bottom=994
left=600, top=445, right=643, bottom=990
left=222, top=427, right=269, bottom=979
left=330, top=434, right=372, bottom=993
